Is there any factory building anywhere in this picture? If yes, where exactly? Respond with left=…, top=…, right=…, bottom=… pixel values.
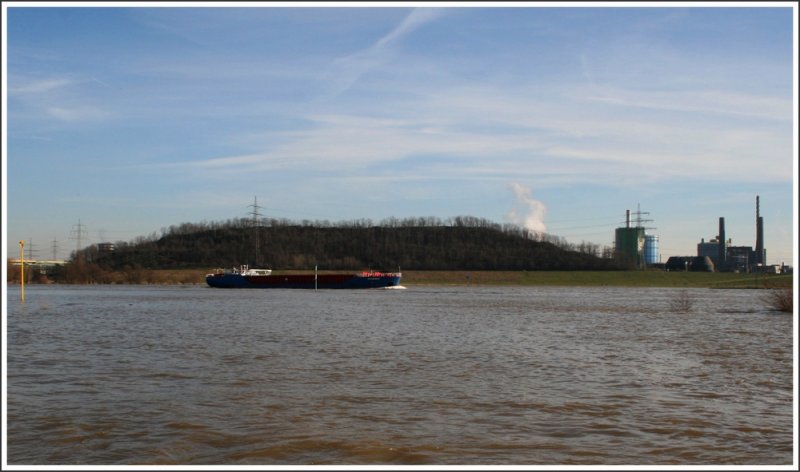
left=697, top=238, right=725, bottom=262
left=697, top=237, right=755, bottom=273
left=665, top=256, right=715, bottom=272
left=615, top=208, right=658, bottom=269
left=695, top=196, right=768, bottom=273
left=97, top=242, right=116, bottom=254
left=727, top=245, right=757, bottom=273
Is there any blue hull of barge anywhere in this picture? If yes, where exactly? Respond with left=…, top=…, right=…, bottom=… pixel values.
left=206, top=273, right=402, bottom=289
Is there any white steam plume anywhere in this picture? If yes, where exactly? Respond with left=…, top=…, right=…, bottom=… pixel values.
left=506, top=183, right=547, bottom=234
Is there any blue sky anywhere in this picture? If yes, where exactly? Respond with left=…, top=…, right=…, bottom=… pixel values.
left=3, top=2, right=797, bottom=266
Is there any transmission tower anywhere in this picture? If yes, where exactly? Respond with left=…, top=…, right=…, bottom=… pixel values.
left=52, top=237, right=59, bottom=260
left=70, top=219, right=89, bottom=258
left=631, top=203, right=656, bottom=231
left=247, top=197, right=264, bottom=266
left=26, top=238, right=39, bottom=261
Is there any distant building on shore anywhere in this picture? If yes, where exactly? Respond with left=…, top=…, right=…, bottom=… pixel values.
left=696, top=197, right=768, bottom=273
left=98, top=242, right=116, bottom=254
left=665, top=256, right=715, bottom=272
left=614, top=207, right=658, bottom=269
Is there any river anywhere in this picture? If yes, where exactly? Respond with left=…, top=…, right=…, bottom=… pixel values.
left=4, top=284, right=795, bottom=465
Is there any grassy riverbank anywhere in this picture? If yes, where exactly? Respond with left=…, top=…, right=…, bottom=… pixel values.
left=401, top=270, right=793, bottom=289
left=143, top=269, right=792, bottom=288
left=11, top=267, right=791, bottom=289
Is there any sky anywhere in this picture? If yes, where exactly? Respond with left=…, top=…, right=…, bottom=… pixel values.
left=3, top=1, right=797, bottom=267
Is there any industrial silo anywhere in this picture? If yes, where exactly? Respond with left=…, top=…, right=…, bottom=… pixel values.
left=615, top=227, right=646, bottom=268
left=644, top=234, right=659, bottom=265
left=614, top=208, right=652, bottom=269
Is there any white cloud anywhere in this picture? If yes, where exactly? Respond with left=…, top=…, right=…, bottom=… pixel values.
left=166, top=78, right=792, bottom=187
left=9, top=75, right=111, bottom=124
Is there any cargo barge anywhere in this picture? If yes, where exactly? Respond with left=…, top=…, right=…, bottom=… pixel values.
left=206, top=265, right=402, bottom=289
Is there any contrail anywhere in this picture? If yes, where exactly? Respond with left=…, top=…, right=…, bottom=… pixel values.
left=323, top=8, right=446, bottom=97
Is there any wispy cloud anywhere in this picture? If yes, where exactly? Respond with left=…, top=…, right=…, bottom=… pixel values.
left=45, top=105, right=108, bottom=122
left=373, top=8, right=444, bottom=50
left=9, top=77, right=72, bottom=95
left=9, top=74, right=110, bottom=123
left=583, top=87, right=792, bottom=122
left=322, top=8, right=445, bottom=97
left=162, top=77, right=791, bottom=187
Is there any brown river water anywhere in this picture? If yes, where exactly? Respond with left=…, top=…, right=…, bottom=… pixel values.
left=4, top=284, right=795, bottom=466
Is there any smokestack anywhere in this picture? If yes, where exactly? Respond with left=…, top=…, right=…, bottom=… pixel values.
left=756, top=196, right=764, bottom=265
left=626, top=210, right=631, bottom=228
left=718, top=217, right=727, bottom=270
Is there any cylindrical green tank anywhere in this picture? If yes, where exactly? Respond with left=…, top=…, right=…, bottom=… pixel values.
left=615, top=227, right=645, bottom=268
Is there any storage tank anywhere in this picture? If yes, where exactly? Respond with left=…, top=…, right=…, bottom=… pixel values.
left=615, top=227, right=646, bottom=268
left=644, top=234, right=659, bottom=265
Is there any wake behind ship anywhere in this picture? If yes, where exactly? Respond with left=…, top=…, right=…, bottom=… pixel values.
left=206, top=265, right=403, bottom=289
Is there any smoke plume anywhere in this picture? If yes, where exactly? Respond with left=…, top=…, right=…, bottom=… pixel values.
left=506, top=183, right=547, bottom=234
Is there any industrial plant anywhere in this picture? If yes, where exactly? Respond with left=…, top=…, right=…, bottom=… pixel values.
left=691, top=195, right=774, bottom=273
left=614, top=195, right=789, bottom=274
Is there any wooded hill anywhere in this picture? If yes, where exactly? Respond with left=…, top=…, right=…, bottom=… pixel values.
left=83, top=216, right=629, bottom=271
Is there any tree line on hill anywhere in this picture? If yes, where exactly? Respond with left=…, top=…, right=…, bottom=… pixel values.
left=73, top=215, right=629, bottom=273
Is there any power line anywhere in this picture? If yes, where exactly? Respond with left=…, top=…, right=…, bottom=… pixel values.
left=546, top=222, right=618, bottom=232
left=544, top=214, right=621, bottom=224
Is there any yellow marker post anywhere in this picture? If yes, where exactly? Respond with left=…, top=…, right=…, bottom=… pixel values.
left=19, top=240, right=25, bottom=304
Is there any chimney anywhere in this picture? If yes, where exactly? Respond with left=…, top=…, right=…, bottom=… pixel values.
left=626, top=210, right=631, bottom=229
left=718, top=217, right=727, bottom=270
left=756, top=196, right=764, bottom=265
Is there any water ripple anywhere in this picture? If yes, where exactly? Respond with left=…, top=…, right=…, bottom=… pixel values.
left=5, top=285, right=794, bottom=465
